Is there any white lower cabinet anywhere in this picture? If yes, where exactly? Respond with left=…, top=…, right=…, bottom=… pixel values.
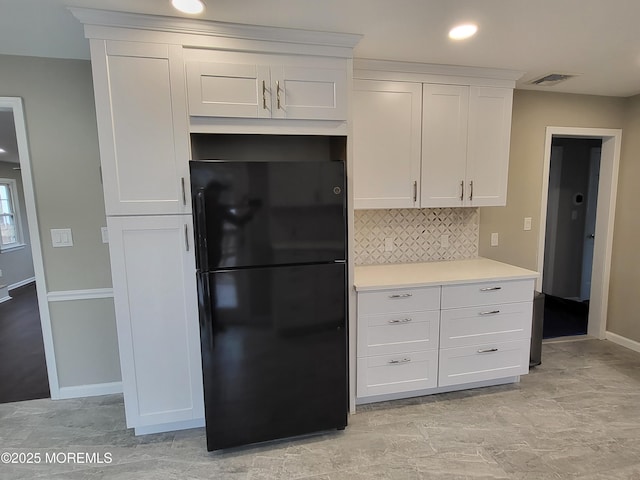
left=107, top=215, right=204, bottom=432
left=356, top=277, right=535, bottom=402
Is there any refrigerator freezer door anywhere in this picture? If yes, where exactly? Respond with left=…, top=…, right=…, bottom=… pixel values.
left=198, top=263, right=348, bottom=451
left=190, top=160, right=346, bottom=271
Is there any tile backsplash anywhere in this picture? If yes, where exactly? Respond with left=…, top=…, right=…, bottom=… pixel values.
left=354, top=208, right=479, bottom=265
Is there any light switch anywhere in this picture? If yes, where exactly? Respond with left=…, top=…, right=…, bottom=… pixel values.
left=51, top=228, right=73, bottom=248
left=524, top=217, right=532, bottom=231
left=491, top=232, right=499, bottom=247
left=101, top=226, right=109, bottom=244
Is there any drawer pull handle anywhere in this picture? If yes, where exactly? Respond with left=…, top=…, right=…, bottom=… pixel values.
left=388, top=358, right=411, bottom=365
left=480, top=286, right=502, bottom=292
left=479, top=310, right=501, bottom=316
left=477, top=348, right=499, bottom=354
left=388, top=293, right=412, bottom=299
left=388, top=318, right=412, bottom=324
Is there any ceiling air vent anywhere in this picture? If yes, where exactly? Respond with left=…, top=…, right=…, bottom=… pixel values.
left=528, top=73, right=579, bottom=86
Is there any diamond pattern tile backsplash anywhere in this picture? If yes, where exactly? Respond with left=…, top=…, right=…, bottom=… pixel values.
left=354, top=208, right=479, bottom=265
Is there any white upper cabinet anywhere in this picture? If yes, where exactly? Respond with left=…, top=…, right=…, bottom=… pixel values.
left=466, top=86, right=514, bottom=207
left=90, top=41, right=191, bottom=216
left=352, top=80, right=422, bottom=209
left=422, top=85, right=513, bottom=207
left=421, top=84, right=469, bottom=207
left=186, top=54, right=347, bottom=121
left=352, top=60, right=518, bottom=209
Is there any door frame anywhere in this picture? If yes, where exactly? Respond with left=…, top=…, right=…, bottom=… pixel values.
left=1, top=97, right=59, bottom=397
left=537, top=126, right=622, bottom=340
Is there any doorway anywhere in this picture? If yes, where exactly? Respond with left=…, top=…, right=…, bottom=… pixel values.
left=0, top=97, right=58, bottom=401
left=542, top=137, right=601, bottom=338
left=537, top=127, right=622, bottom=340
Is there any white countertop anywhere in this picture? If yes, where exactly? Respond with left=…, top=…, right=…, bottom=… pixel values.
left=354, top=258, right=539, bottom=291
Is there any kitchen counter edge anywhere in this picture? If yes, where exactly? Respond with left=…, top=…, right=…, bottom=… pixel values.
left=354, top=258, right=539, bottom=291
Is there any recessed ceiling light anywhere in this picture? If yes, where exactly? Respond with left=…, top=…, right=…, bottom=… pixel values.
left=449, top=24, right=478, bottom=40
left=0, top=148, right=6, bottom=153
left=171, top=0, right=205, bottom=14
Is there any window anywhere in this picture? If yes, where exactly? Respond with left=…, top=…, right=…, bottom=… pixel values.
left=0, top=179, right=23, bottom=251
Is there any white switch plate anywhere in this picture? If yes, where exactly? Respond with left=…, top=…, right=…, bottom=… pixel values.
left=101, top=227, right=109, bottom=244
left=384, top=237, right=394, bottom=252
left=51, top=228, right=73, bottom=248
left=524, top=217, right=532, bottom=231
left=440, top=234, right=449, bottom=248
left=491, top=232, right=499, bottom=247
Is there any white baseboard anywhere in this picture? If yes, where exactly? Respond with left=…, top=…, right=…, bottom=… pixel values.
left=9, top=276, right=36, bottom=291
left=0, top=294, right=12, bottom=304
left=47, top=288, right=114, bottom=302
left=56, top=381, right=123, bottom=400
left=134, top=417, right=205, bottom=436
left=605, top=331, right=640, bottom=354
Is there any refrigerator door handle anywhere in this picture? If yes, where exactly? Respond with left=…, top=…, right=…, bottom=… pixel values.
left=195, top=190, right=209, bottom=270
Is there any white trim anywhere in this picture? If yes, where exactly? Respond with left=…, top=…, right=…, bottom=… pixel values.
left=0, top=243, right=26, bottom=253
left=57, top=381, right=123, bottom=399
left=0, top=97, right=61, bottom=399
left=47, top=288, right=114, bottom=302
left=606, top=331, right=640, bottom=354
left=8, top=276, right=35, bottom=291
left=0, top=295, right=11, bottom=304
left=70, top=7, right=361, bottom=58
left=537, top=127, right=622, bottom=341
left=134, top=417, right=205, bottom=436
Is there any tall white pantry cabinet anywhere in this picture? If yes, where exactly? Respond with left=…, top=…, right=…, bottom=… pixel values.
left=74, top=8, right=360, bottom=434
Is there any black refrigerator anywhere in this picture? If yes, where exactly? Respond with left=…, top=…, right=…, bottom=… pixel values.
left=190, top=159, right=348, bottom=451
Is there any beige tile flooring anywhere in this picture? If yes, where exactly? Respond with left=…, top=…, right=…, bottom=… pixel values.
left=2, top=338, right=640, bottom=479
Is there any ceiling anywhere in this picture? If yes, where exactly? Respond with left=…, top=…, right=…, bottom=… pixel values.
left=0, top=0, right=639, bottom=98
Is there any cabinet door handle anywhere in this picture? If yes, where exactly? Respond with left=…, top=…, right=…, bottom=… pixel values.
left=388, top=318, right=412, bottom=324
left=388, top=293, right=412, bottom=299
left=276, top=81, right=282, bottom=109
left=469, top=180, right=474, bottom=201
left=262, top=80, right=267, bottom=109
left=480, top=286, right=502, bottom=292
left=181, top=177, right=187, bottom=206
left=388, top=357, right=411, bottom=365
left=460, top=180, right=464, bottom=201
left=413, top=181, right=417, bottom=202
left=184, top=224, right=189, bottom=252
left=479, top=310, right=501, bottom=316
left=477, top=348, right=499, bottom=354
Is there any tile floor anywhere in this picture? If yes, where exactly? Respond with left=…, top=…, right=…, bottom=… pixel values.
left=2, top=339, right=640, bottom=479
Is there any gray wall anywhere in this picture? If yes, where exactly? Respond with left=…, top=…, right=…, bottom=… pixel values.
left=0, top=54, right=120, bottom=389
left=607, top=94, right=640, bottom=342
left=0, top=160, right=35, bottom=287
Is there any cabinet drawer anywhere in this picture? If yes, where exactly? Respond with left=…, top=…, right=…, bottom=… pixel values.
left=357, top=310, right=440, bottom=357
left=440, top=302, right=532, bottom=348
left=441, top=279, right=533, bottom=309
left=438, top=339, right=530, bottom=387
left=357, top=350, right=438, bottom=397
left=358, top=286, right=440, bottom=315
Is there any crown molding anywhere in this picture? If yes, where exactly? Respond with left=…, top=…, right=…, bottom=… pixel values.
left=69, top=7, right=362, bottom=52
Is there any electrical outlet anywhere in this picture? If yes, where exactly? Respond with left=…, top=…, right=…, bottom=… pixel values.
left=384, top=237, right=394, bottom=252
left=491, top=232, right=499, bottom=247
left=524, top=217, right=532, bottom=231
left=440, top=234, right=449, bottom=248
left=101, top=227, right=109, bottom=244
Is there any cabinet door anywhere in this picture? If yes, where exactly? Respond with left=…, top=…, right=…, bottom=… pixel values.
left=352, top=80, right=422, bottom=209
left=186, top=61, right=271, bottom=118
left=421, top=84, right=469, bottom=207
left=271, top=66, right=347, bottom=120
left=107, top=215, right=204, bottom=430
left=466, top=86, right=513, bottom=207
left=90, top=41, right=191, bottom=215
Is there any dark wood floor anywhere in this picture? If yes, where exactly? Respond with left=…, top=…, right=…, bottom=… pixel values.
left=0, top=283, right=50, bottom=403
